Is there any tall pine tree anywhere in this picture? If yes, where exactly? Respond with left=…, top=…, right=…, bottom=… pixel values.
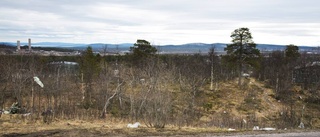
left=79, top=46, right=101, bottom=108
left=224, top=27, right=260, bottom=87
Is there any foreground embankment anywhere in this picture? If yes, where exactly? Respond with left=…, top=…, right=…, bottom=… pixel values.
left=1, top=119, right=319, bottom=137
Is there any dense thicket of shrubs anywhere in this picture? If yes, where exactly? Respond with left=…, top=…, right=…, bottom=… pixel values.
left=1, top=49, right=320, bottom=128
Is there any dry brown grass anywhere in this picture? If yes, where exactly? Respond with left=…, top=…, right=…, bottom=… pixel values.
left=199, top=78, right=299, bottom=128
left=198, top=77, right=320, bottom=129
left=1, top=78, right=320, bottom=136
left=1, top=117, right=318, bottom=137
left=0, top=118, right=231, bottom=136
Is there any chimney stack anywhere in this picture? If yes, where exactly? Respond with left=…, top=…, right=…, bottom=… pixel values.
left=17, top=40, right=20, bottom=51
left=28, top=38, right=31, bottom=51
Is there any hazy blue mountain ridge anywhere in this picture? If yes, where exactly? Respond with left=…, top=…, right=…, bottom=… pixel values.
left=1, top=42, right=317, bottom=54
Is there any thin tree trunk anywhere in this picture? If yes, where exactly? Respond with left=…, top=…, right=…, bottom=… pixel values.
left=210, top=59, right=214, bottom=91
left=31, top=80, right=34, bottom=114
left=238, top=62, right=242, bottom=87
left=101, top=82, right=123, bottom=118
left=38, top=88, right=41, bottom=117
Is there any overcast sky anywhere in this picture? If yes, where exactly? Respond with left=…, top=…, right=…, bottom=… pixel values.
left=0, top=0, right=319, bottom=46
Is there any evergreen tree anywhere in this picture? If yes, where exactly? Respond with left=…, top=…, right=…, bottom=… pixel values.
left=224, top=27, right=260, bottom=86
left=130, top=39, right=157, bottom=59
left=285, top=44, right=300, bottom=61
left=79, top=46, right=101, bottom=108
left=129, top=39, right=157, bottom=67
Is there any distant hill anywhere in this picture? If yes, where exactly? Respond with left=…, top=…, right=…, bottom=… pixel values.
left=157, top=43, right=317, bottom=54
left=1, top=42, right=318, bottom=54
left=0, top=42, right=15, bottom=49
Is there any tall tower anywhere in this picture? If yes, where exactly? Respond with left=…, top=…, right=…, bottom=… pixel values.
left=17, top=40, right=20, bottom=51
left=28, top=38, right=31, bottom=51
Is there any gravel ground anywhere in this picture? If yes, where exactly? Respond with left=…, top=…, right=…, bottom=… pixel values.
left=226, top=132, right=320, bottom=137
left=1, top=128, right=320, bottom=137
left=201, top=131, right=320, bottom=137
left=166, top=131, right=320, bottom=137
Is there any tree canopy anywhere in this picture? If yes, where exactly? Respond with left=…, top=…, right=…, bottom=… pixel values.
left=130, top=39, right=157, bottom=59
left=79, top=46, right=101, bottom=84
left=285, top=44, right=300, bottom=61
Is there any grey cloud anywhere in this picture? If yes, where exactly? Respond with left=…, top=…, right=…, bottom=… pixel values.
left=0, top=0, right=319, bottom=45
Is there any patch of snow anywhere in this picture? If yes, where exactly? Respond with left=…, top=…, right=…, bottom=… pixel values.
left=242, top=73, right=250, bottom=77
left=243, top=119, right=247, bottom=124
left=127, top=122, right=141, bottom=128
left=261, top=127, right=276, bottom=131
left=3, top=110, right=10, bottom=114
left=298, top=122, right=305, bottom=128
left=253, top=126, right=260, bottom=130
left=253, top=126, right=276, bottom=131
left=22, top=113, right=31, bottom=117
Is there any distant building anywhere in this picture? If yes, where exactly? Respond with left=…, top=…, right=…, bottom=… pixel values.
left=293, top=62, right=320, bottom=85
left=17, top=40, right=20, bottom=51
left=28, top=38, right=31, bottom=51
